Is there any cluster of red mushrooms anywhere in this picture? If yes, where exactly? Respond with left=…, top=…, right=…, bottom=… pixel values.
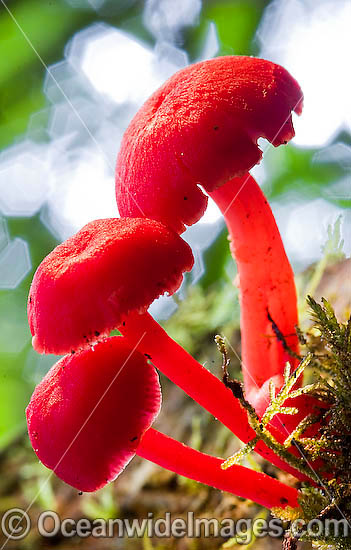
left=27, top=56, right=318, bottom=511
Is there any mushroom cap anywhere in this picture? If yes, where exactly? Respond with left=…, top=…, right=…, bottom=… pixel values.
left=28, top=217, right=193, bottom=355
left=26, top=336, right=161, bottom=492
left=116, top=56, right=303, bottom=233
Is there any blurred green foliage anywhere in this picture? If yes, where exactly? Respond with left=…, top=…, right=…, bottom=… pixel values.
left=0, top=0, right=147, bottom=148
left=0, top=216, right=59, bottom=450
left=204, top=0, right=266, bottom=55
left=263, top=144, right=350, bottom=208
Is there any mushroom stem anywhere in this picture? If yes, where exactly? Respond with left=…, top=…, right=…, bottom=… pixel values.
left=137, top=428, right=300, bottom=510
left=119, top=310, right=309, bottom=481
left=210, top=174, right=300, bottom=414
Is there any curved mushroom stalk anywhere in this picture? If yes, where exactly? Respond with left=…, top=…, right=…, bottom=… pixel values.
left=210, top=175, right=300, bottom=414
left=27, top=217, right=309, bottom=480
left=118, top=311, right=317, bottom=482
left=138, top=429, right=299, bottom=510
left=115, top=56, right=303, bottom=407
left=27, top=337, right=300, bottom=510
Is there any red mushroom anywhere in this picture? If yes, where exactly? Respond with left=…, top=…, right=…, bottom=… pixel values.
left=116, top=56, right=302, bottom=232
left=115, top=56, right=302, bottom=412
left=26, top=336, right=161, bottom=492
left=27, top=216, right=307, bottom=480
left=28, top=217, right=194, bottom=355
left=27, top=336, right=299, bottom=510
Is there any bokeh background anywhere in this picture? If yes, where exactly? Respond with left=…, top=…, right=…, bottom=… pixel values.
left=0, top=0, right=350, bottom=548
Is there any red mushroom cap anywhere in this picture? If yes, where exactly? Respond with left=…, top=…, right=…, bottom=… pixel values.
left=116, top=56, right=303, bottom=233
left=28, top=217, right=194, bottom=355
left=26, top=336, right=161, bottom=492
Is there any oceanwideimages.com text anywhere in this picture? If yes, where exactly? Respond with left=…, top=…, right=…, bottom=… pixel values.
left=1, top=509, right=350, bottom=543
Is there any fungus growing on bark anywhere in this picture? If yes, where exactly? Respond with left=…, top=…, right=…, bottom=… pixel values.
left=115, top=56, right=303, bottom=412
left=26, top=336, right=299, bottom=510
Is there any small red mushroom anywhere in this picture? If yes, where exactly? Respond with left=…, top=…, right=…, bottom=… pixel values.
left=28, top=217, right=194, bottom=355
left=116, top=56, right=302, bottom=232
left=27, top=216, right=306, bottom=480
left=26, top=336, right=161, bottom=492
left=26, top=336, right=299, bottom=509
left=115, top=56, right=303, bottom=412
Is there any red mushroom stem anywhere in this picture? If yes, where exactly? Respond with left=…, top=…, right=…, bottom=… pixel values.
left=119, top=310, right=310, bottom=482
left=28, top=217, right=308, bottom=481
left=138, top=428, right=300, bottom=510
left=27, top=335, right=302, bottom=503
left=210, top=174, right=300, bottom=415
left=114, top=56, right=303, bottom=416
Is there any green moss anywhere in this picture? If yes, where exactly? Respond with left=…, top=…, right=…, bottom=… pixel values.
left=218, top=297, right=351, bottom=547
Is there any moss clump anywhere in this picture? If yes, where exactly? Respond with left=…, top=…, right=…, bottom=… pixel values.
left=218, top=297, right=351, bottom=548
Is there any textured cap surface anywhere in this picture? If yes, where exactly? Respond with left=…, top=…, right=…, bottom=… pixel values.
left=26, top=336, right=161, bottom=492
left=28, top=217, right=194, bottom=354
left=116, top=56, right=303, bottom=232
